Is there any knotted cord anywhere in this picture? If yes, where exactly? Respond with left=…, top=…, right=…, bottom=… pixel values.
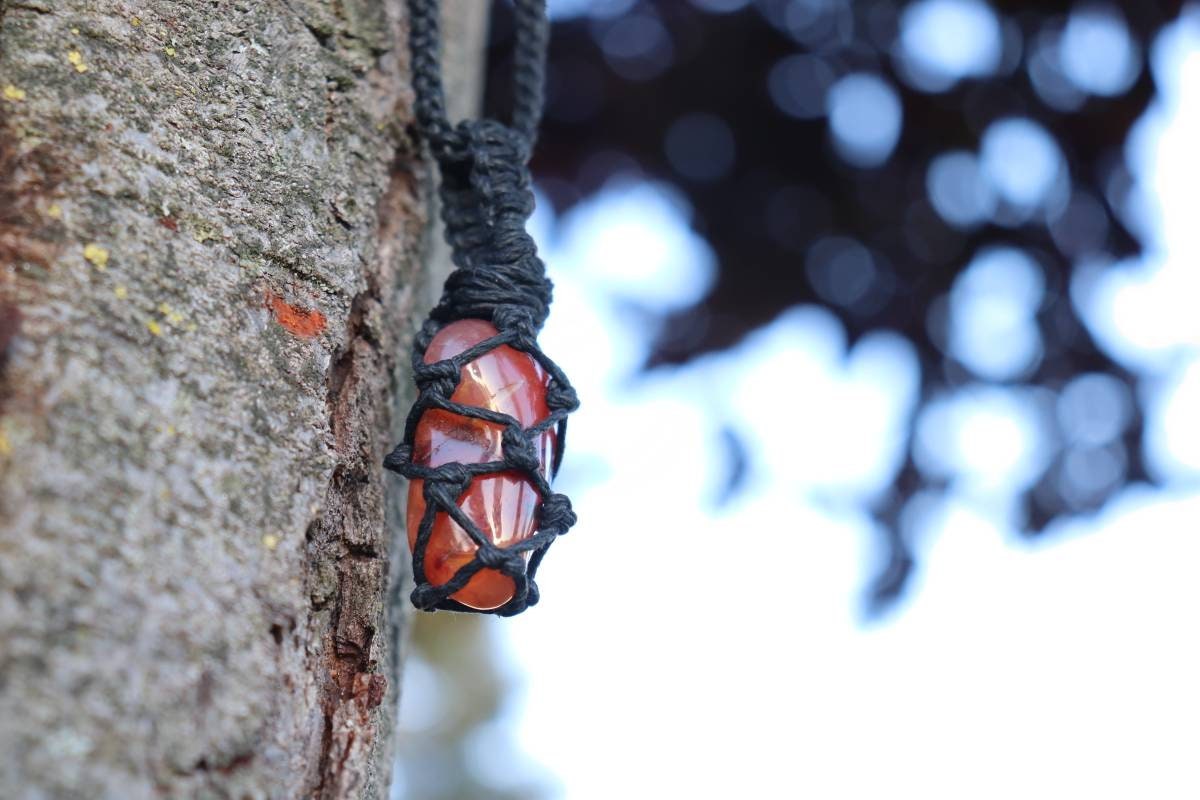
left=384, top=0, right=579, bottom=616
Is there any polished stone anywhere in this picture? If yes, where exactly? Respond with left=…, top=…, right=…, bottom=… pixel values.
left=407, top=319, right=555, bottom=609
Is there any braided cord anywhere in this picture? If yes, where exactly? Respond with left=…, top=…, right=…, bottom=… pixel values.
left=387, top=0, right=579, bottom=616
left=407, top=0, right=460, bottom=158
left=509, top=0, right=549, bottom=146
left=407, top=0, right=547, bottom=157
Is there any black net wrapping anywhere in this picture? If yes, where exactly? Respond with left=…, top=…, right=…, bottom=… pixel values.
left=384, top=116, right=580, bottom=616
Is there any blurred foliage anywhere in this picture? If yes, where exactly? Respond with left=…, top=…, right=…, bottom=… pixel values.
left=394, top=614, right=553, bottom=799
left=486, top=0, right=1187, bottom=608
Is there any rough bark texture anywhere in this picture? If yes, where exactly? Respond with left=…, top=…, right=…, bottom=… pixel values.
left=0, top=1, right=484, bottom=797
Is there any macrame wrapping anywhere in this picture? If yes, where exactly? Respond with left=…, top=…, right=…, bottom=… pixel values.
left=384, top=77, right=580, bottom=613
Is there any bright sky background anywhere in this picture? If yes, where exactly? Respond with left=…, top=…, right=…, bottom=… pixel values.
left=398, top=5, right=1200, bottom=799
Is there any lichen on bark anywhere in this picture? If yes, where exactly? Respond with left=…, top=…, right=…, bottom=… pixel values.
left=0, top=1, right=484, bottom=797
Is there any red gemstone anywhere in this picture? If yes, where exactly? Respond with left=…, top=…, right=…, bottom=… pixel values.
left=406, top=319, right=555, bottom=610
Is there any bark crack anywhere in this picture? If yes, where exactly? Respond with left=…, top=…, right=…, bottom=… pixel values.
left=5, top=3, right=53, bottom=16
left=306, top=155, right=409, bottom=796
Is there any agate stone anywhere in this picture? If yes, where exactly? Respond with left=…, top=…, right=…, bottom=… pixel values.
left=406, top=319, right=555, bottom=610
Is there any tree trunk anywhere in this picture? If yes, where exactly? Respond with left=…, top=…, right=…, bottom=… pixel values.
left=0, top=1, right=484, bottom=797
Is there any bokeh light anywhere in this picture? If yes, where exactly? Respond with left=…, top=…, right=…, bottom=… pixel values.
left=1061, top=5, right=1141, bottom=97
left=768, top=53, right=836, bottom=119
left=826, top=73, right=903, bottom=167
left=979, top=117, right=1067, bottom=214
left=1057, top=372, right=1133, bottom=447
left=595, top=11, right=673, bottom=80
left=897, top=0, right=1003, bottom=90
left=948, top=247, right=1044, bottom=381
left=915, top=385, right=1051, bottom=492
left=926, top=150, right=997, bottom=228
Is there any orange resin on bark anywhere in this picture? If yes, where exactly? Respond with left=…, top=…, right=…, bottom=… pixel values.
left=407, top=319, right=555, bottom=610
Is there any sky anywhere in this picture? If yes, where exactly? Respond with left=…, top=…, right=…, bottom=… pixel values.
left=397, top=4, right=1200, bottom=798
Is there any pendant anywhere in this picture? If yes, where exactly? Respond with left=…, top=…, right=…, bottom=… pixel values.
left=406, top=319, right=556, bottom=610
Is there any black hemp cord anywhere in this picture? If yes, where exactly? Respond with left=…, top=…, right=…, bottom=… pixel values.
left=384, top=0, right=579, bottom=616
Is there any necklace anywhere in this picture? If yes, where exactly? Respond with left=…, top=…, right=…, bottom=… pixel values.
left=384, top=0, right=579, bottom=616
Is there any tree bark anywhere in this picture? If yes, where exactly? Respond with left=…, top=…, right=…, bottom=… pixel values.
left=0, top=1, right=484, bottom=797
